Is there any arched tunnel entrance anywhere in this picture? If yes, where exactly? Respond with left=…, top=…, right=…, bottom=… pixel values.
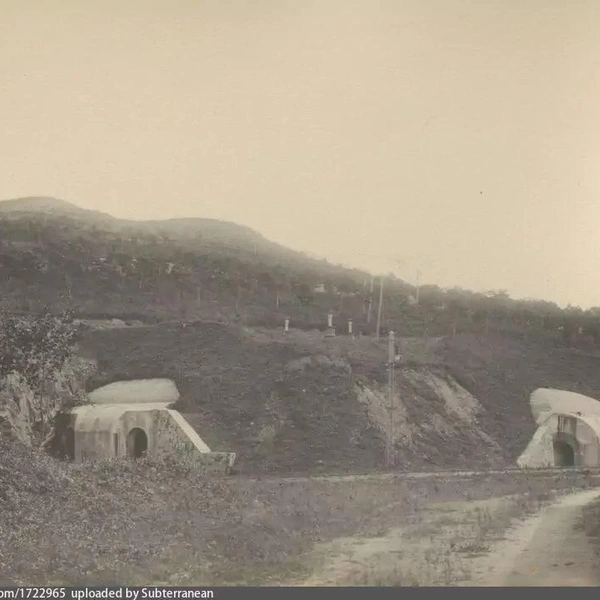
left=553, top=439, right=576, bottom=467
left=127, top=428, right=148, bottom=459
left=64, top=427, right=75, bottom=461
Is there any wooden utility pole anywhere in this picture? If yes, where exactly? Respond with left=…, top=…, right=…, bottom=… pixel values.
left=367, top=276, right=374, bottom=323
left=386, top=330, right=396, bottom=468
left=415, top=270, right=421, bottom=305
left=375, top=276, right=384, bottom=341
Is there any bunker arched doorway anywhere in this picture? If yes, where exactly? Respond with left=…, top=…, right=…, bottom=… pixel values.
left=553, top=440, right=575, bottom=467
left=127, top=428, right=148, bottom=459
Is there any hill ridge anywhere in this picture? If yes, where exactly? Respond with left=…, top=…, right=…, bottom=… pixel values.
left=1, top=196, right=600, bottom=351
left=0, top=196, right=268, bottom=239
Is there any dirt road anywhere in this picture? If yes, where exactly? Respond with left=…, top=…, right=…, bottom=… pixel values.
left=287, top=486, right=600, bottom=587
left=469, top=488, right=600, bottom=586
left=259, top=466, right=600, bottom=485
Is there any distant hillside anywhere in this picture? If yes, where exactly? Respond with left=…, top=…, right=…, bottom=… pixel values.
left=0, top=196, right=280, bottom=250
left=0, top=196, right=116, bottom=223
left=0, top=196, right=411, bottom=329
left=0, top=197, right=370, bottom=320
left=2, top=196, right=600, bottom=345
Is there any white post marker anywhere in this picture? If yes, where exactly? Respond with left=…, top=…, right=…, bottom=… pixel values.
left=284, top=318, right=290, bottom=332
left=348, top=319, right=353, bottom=335
left=328, top=312, right=333, bottom=328
left=388, top=330, right=395, bottom=364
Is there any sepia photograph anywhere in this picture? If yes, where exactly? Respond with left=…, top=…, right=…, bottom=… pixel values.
left=1, top=0, right=600, bottom=591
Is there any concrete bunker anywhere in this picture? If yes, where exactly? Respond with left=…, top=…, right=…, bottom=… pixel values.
left=518, top=388, right=600, bottom=468
left=60, top=378, right=235, bottom=472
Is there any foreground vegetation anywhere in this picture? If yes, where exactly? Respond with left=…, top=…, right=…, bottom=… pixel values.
left=299, top=491, right=563, bottom=586
left=579, top=495, right=600, bottom=581
left=0, top=433, right=596, bottom=586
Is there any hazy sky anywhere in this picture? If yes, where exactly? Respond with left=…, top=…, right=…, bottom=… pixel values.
left=1, top=1, right=599, bottom=308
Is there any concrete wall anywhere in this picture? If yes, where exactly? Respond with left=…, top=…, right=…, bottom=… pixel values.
left=574, top=415, right=600, bottom=466
left=148, top=409, right=234, bottom=469
left=517, top=419, right=555, bottom=467
left=75, top=430, right=115, bottom=462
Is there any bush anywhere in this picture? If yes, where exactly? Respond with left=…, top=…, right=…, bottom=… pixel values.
left=0, top=309, right=94, bottom=449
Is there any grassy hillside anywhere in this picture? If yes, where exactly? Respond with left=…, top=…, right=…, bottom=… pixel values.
left=78, top=321, right=385, bottom=475
left=3, top=197, right=600, bottom=347
left=437, top=333, right=600, bottom=463
left=0, top=196, right=380, bottom=327
left=77, top=320, right=600, bottom=475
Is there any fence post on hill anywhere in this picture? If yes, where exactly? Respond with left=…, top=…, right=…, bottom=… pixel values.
left=386, top=330, right=396, bottom=468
